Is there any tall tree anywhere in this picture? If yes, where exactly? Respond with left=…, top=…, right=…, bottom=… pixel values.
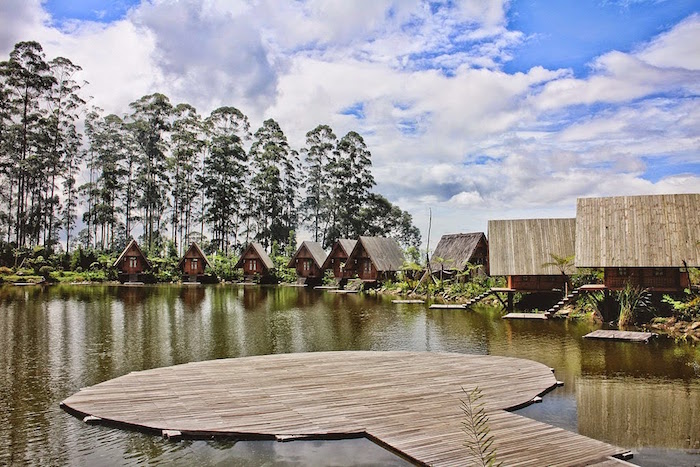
left=201, top=106, right=251, bottom=254
left=249, top=118, right=299, bottom=250
left=301, top=125, right=336, bottom=243
left=170, top=103, right=205, bottom=253
left=127, top=93, right=172, bottom=252
left=0, top=41, right=55, bottom=247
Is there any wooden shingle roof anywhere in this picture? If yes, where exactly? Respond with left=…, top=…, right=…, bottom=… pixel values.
left=488, top=218, right=576, bottom=276
left=348, top=236, right=405, bottom=272
left=287, top=241, right=327, bottom=269
left=321, top=239, right=357, bottom=270
left=430, top=232, right=486, bottom=272
left=575, top=194, right=700, bottom=268
left=177, top=242, right=210, bottom=269
left=113, top=239, right=151, bottom=268
left=234, top=242, right=274, bottom=270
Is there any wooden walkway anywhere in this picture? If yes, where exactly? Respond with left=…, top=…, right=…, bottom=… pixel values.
left=392, top=299, right=426, bottom=304
left=61, top=351, right=629, bottom=466
left=429, top=304, right=466, bottom=309
left=584, top=329, right=656, bottom=342
left=503, top=312, right=549, bottom=320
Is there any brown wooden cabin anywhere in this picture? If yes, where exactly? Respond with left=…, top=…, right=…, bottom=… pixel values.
left=576, top=194, right=700, bottom=292
left=321, top=239, right=357, bottom=281
left=430, top=232, right=489, bottom=279
left=113, top=239, right=151, bottom=283
left=178, top=242, right=210, bottom=282
left=234, top=242, right=275, bottom=283
left=488, top=218, right=576, bottom=292
left=287, top=241, right=327, bottom=285
left=345, top=236, right=405, bottom=282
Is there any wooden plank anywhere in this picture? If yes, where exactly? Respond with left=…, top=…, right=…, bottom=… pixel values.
left=61, top=351, right=628, bottom=466
left=583, top=330, right=656, bottom=342
left=392, top=300, right=425, bottom=304
left=429, top=304, right=466, bottom=309
left=503, top=313, right=549, bottom=320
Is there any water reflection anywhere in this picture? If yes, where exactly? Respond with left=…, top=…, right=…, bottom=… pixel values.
left=0, top=284, right=698, bottom=466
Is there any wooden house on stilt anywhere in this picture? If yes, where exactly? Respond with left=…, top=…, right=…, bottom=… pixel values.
left=178, top=242, right=210, bottom=283
left=113, top=239, right=151, bottom=283
left=235, top=242, right=275, bottom=283
left=345, top=236, right=405, bottom=284
left=287, top=241, right=327, bottom=286
left=321, top=239, right=357, bottom=284
left=575, top=194, right=700, bottom=292
left=488, top=218, right=576, bottom=308
left=430, top=232, right=489, bottom=279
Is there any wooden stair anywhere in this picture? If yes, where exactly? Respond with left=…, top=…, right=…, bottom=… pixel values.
left=548, top=289, right=581, bottom=315
left=464, top=291, right=492, bottom=308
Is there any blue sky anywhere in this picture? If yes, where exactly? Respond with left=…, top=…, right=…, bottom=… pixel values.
left=2, top=0, right=699, bottom=242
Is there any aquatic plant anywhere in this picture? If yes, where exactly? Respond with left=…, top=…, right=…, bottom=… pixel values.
left=616, top=283, right=651, bottom=327
left=460, top=386, right=501, bottom=467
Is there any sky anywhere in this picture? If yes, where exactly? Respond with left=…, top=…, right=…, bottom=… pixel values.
left=1, top=0, right=698, bottom=248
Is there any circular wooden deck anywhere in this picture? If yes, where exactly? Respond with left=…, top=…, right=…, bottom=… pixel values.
left=61, top=351, right=627, bottom=466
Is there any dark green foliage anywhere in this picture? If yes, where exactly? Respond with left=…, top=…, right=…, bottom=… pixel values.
left=460, top=386, right=501, bottom=467
left=663, top=290, right=700, bottom=322
left=616, top=283, right=652, bottom=327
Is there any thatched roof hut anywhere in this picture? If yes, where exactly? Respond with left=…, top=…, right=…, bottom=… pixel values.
left=322, top=239, right=357, bottom=279
left=113, top=239, right=151, bottom=271
left=488, top=218, right=576, bottom=276
left=346, top=236, right=405, bottom=281
left=430, top=232, right=488, bottom=272
left=575, top=194, right=700, bottom=268
left=287, top=241, right=327, bottom=280
left=235, top=242, right=274, bottom=276
left=178, top=242, right=210, bottom=273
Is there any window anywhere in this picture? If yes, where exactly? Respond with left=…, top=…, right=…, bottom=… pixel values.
left=191, top=258, right=198, bottom=270
left=303, top=259, right=311, bottom=271
left=249, top=259, right=257, bottom=271
left=364, top=259, right=371, bottom=273
left=129, top=257, right=138, bottom=268
left=653, top=268, right=665, bottom=277
left=618, top=268, right=628, bottom=276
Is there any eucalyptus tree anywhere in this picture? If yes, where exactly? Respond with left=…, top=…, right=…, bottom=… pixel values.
left=127, top=93, right=173, bottom=252
left=170, top=103, right=205, bottom=252
left=201, top=106, right=251, bottom=254
left=326, top=131, right=374, bottom=244
left=0, top=41, right=55, bottom=247
left=45, top=56, right=85, bottom=250
left=301, top=124, right=336, bottom=243
left=249, top=118, right=299, bottom=250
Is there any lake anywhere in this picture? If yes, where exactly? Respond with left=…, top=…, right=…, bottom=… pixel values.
left=0, top=284, right=698, bottom=466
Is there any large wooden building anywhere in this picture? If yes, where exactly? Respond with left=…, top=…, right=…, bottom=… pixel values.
left=287, top=241, right=327, bottom=285
left=575, top=194, right=700, bottom=291
left=321, top=239, right=357, bottom=280
left=178, top=242, right=210, bottom=282
left=430, top=232, right=489, bottom=277
left=113, top=239, right=151, bottom=283
left=345, top=236, right=405, bottom=282
left=234, top=242, right=275, bottom=283
left=488, top=218, right=576, bottom=292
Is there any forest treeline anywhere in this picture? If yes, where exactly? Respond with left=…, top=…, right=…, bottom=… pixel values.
left=0, top=40, right=420, bottom=262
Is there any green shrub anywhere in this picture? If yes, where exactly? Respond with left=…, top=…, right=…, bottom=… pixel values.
left=616, top=283, right=652, bottom=327
left=663, top=290, right=700, bottom=322
left=0, top=266, right=12, bottom=275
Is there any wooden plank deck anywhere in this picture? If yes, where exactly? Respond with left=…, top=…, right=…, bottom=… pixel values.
left=61, top=351, right=628, bottom=466
left=503, top=312, right=549, bottom=320
left=584, top=329, right=656, bottom=342
left=429, top=304, right=466, bottom=309
left=392, top=299, right=425, bottom=304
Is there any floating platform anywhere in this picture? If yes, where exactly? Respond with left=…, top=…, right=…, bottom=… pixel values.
left=583, top=329, right=657, bottom=343
left=314, top=285, right=338, bottom=290
left=429, top=304, right=466, bottom=309
left=391, top=299, right=425, bottom=304
left=503, top=312, right=549, bottom=320
left=61, top=351, right=628, bottom=466
left=579, top=284, right=608, bottom=291
left=327, top=289, right=358, bottom=294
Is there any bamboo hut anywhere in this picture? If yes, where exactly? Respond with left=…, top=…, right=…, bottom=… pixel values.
left=321, top=239, right=357, bottom=281
left=113, top=239, right=151, bottom=283
left=234, top=242, right=275, bottom=283
left=488, top=218, right=576, bottom=292
left=345, top=236, right=405, bottom=283
left=178, top=242, right=210, bottom=283
left=430, top=232, right=489, bottom=279
left=287, top=241, right=327, bottom=285
left=575, top=194, right=700, bottom=291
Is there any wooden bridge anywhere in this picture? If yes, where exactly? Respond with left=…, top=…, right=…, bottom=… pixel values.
left=61, top=351, right=631, bottom=466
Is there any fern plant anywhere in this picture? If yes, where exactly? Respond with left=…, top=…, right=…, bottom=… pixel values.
left=460, top=386, right=501, bottom=467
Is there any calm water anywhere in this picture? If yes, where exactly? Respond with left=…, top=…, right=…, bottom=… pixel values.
left=0, top=284, right=698, bottom=466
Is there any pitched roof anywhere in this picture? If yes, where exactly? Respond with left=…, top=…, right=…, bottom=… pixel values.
left=177, top=242, right=210, bottom=269
left=348, top=236, right=405, bottom=272
left=430, top=232, right=486, bottom=271
left=321, top=239, right=357, bottom=270
left=234, top=242, right=274, bottom=270
left=575, top=194, right=700, bottom=268
left=287, top=241, right=327, bottom=269
left=113, top=239, right=151, bottom=269
left=488, top=218, right=576, bottom=276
